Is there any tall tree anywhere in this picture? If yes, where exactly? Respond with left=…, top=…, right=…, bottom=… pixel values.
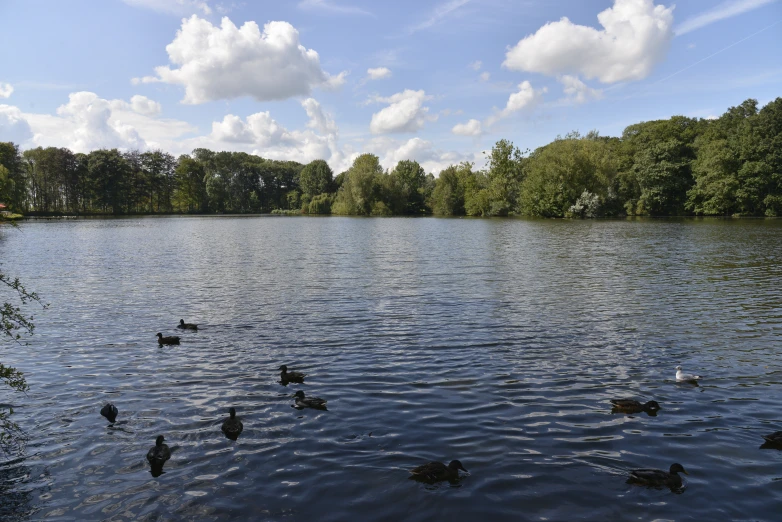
left=299, top=159, right=334, bottom=198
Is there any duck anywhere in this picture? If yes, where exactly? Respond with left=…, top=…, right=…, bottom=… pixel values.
left=628, top=463, right=688, bottom=489
left=221, top=407, right=244, bottom=439
left=177, top=319, right=198, bottom=331
left=762, top=431, right=782, bottom=446
left=146, top=435, right=171, bottom=466
left=100, top=403, right=118, bottom=423
left=293, top=390, right=327, bottom=410
left=156, top=333, right=180, bottom=345
left=280, top=365, right=305, bottom=384
left=610, top=399, right=661, bottom=415
left=410, top=460, right=468, bottom=483
left=675, top=365, right=700, bottom=382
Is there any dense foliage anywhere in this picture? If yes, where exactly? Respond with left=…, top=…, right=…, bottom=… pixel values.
left=1, top=98, right=780, bottom=217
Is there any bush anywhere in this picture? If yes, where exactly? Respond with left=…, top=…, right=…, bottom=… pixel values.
left=307, top=193, right=333, bottom=215
left=370, top=201, right=392, bottom=216
left=567, top=190, right=602, bottom=218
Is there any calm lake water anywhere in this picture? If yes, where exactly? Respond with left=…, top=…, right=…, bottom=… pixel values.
left=1, top=216, right=781, bottom=521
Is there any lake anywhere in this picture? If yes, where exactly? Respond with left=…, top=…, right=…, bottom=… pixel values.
left=1, top=216, right=781, bottom=521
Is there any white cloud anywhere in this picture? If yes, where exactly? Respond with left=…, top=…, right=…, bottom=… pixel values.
left=452, top=118, right=482, bottom=136
left=0, top=105, right=34, bottom=144
left=122, top=0, right=212, bottom=16
left=298, top=0, right=373, bottom=16
left=0, top=83, right=13, bottom=99
left=469, top=60, right=482, bottom=71
left=503, top=0, right=674, bottom=84
left=365, top=136, right=467, bottom=174
left=52, top=92, right=145, bottom=152
left=140, top=16, right=346, bottom=104
left=189, top=98, right=348, bottom=170
left=367, top=67, right=392, bottom=80
left=9, top=91, right=194, bottom=153
left=675, top=0, right=776, bottom=35
left=480, top=72, right=490, bottom=82
left=369, top=89, right=433, bottom=134
left=559, top=75, right=603, bottom=104
left=130, top=95, right=162, bottom=116
left=486, top=81, right=546, bottom=126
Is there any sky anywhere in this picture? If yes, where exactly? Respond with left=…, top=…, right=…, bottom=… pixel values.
left=1, top=0, right=781, bottom=174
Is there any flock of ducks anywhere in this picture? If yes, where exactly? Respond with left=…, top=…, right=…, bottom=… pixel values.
left=97, top=321, right=782, bottom=488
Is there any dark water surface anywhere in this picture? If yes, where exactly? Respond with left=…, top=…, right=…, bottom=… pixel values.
left=1, top=216, right=781, bottom=521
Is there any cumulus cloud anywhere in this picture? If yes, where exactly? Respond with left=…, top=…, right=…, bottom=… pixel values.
left=469, top=60, right=482, bottom=71
left=367, top=67, right=392, bottom=80
left=193, top=98, right=348, bottom=170
left=129, top=95, right=162, bottom=116
left=122, top=0, right=212, bottom=16
left=365, top=136, right=467, bottom=174
left=480, top=72, right=490, bottom=82
left=676, top=0, right=776, bottom=35
left=503, top=0, right=674, bottom=84
left=484, top=81, right=546, bottom=127
left=52, top=92, right=145, bottom=152
left=0, top=105, right=34, bottom=144
left=559, top=75, right=603, bottom=104
left=139, top=16, right=346, bottom=104
left=11, top=91, right=194, bottom=153
left=0, top=83, right=13, bottom=99
left=452, top=118, right=482, bottom=136
left=369, top=89, right=433, bottom=134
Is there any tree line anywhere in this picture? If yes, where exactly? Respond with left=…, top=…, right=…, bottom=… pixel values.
left=1, top=97, right=780, bottom=217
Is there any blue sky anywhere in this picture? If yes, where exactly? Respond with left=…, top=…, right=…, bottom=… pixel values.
left=1, top=0, right=781, bottom=173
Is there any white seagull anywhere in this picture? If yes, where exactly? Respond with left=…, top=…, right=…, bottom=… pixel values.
left=675, top=365, right=701, bottom=382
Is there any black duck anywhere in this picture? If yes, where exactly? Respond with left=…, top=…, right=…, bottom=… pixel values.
left=410, top=460, right=467, bottom=483
left=628, top=463, right=688, bottom=489
left=280, top=365, right=305, bottom=383
left=156, top=333, right=180, bottom=345
left=177, top=319, right=198, bottom=330
left=293, top=390, right=327, bottom=410
left=221, top=407, right=244, bottom=440
left=100, top=403, right=118, bottom=423
left=610, top=399, right=661, bottom=415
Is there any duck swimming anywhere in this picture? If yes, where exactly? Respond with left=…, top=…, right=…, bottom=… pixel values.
left=293, top=390, right=327, bottom=410
left=610, top=399, right=661, bottom=415
left=177, top=319, right=198, bottom=330
left=410, top=460, right=468, bottom=483
left=628, top=463, right=688, bottom=489
left=675, top=365, right=701, bottom=382
left=146, top=435, right=171, bottom=466
left=762, top=431, right=782, bottom=446
left=100, top=403, right=118, bottom=423
left=156, top=333, right=180, bottom=345
left=280, top=365, right=305, bottom=384
left=221, top=407, right=244, bottom=440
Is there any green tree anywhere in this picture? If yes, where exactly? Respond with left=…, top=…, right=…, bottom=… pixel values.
left=388, top=160, right=426, bottom=214
left=332, top=154, right=384, bottom=215
left=0, top=143, right=27, bottom=211
left=486, top=139, right=524, bottom=216
left=173, top=155, right=207, bottom=213
left=87, top=149, right=131, bottom=214
left=299, top=159, right=333, bottom=198
left=429, top=162, right=485, bottom=216
left=519, top=133, right=619, bottom=217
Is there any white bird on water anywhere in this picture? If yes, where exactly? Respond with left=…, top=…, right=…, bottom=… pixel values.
left=676, top=365, right=701, bottom=382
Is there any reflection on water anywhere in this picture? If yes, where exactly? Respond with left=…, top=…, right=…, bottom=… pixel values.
left=1, top=216, right=782, bottom=520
